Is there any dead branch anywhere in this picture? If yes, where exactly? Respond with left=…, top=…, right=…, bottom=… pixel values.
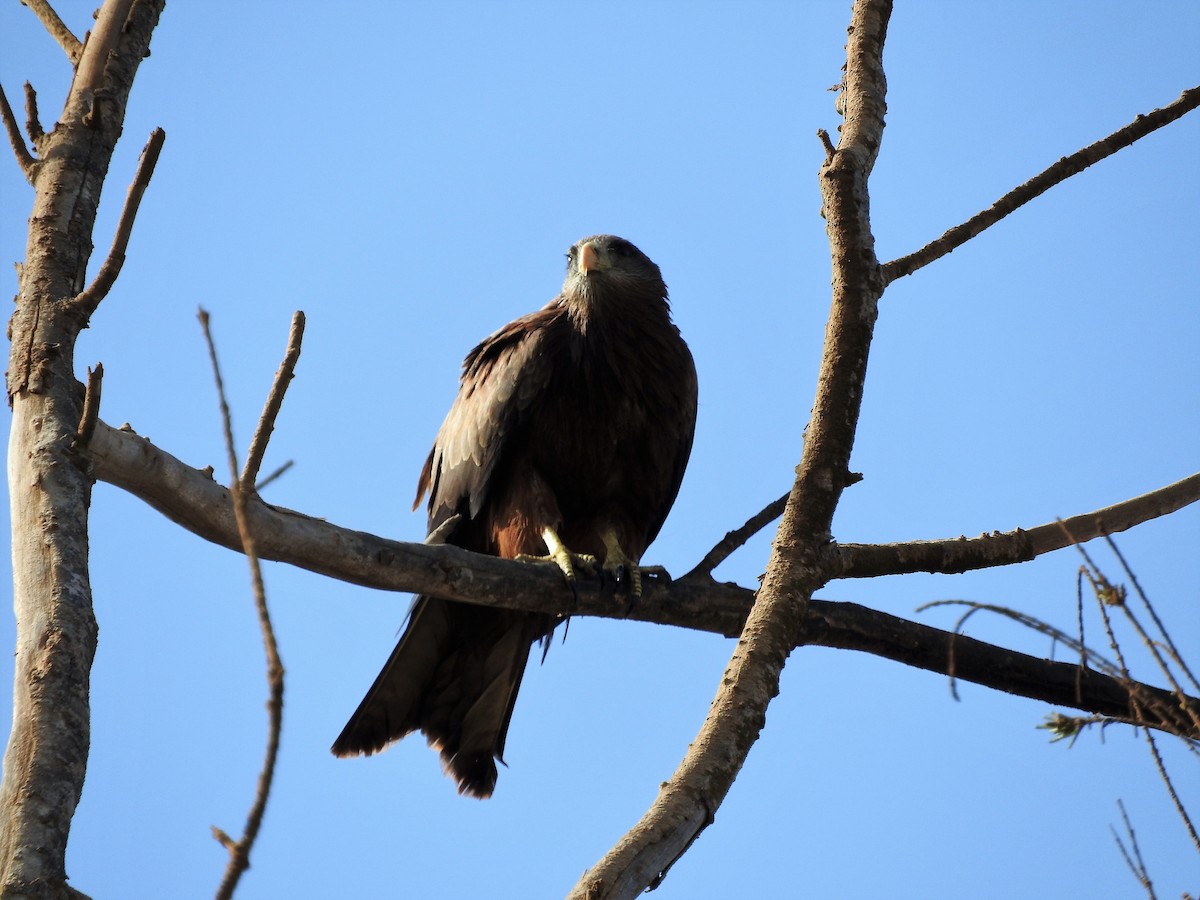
left=20, top=0, right=84, bottom=64
left=569, top=3, right=894, bottom=895
left=71, top=128, right=166, bottom=318
left=882, top=85, right=1200, bottom=285
left=73, top=363, right=103, bottom=446
left=241, top=311, right=305, bottom=487
left=1112, top=800, right=1157, bottom=900
left=0, top=84, right=37, bottom=179
left=198, top=310, right=286, bottom=900
left=24, top=83, right=44, bottom=148
left=684, top=491, right=787, bottom=579
left=833, top=472, right=1200, bottom=578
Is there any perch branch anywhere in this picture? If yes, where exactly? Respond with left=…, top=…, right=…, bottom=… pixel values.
left=684, top=491, right=788, bottom=579
left=71, top=127, right=166, bottom=318
left=241, top=311, right=305, bottom=487
left=0, top=84, right=37, bottom=179
left=833, top=472, right=1200, bottom=578
left=21, top=0, right=84, bottom=63
left=198, top=310, right=286, bottom=900
left=882, top=85, right=1200, bottom=284
left=80, top=418, right=1198, bottom=738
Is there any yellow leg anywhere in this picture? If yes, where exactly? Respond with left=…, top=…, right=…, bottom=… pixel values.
left=516, top=526, right=596, bottom=587
left=598, top=527, right=667, bottom=598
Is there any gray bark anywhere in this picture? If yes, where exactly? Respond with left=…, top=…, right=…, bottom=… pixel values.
left=1, top=3, right=164, bottom=897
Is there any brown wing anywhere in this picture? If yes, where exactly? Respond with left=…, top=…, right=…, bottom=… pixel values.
left=414, top=300, right=564, bottom=538
left=333, top=299, right=565, bottom=798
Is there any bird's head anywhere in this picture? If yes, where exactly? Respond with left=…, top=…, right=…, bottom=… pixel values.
left=562, top=235, right=667, bottom=307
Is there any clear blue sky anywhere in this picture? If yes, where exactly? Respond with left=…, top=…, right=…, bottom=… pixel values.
left=2, top=2, right=1197, bottom=897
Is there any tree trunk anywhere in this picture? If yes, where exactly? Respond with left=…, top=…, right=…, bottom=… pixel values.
left=1, top=3, right=163, bottom=896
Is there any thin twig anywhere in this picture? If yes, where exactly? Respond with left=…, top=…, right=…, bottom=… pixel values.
left=0, top=83, right=37, bottom=179
left=1111, top=800, right=1156, bottom=900
left=241, top=311, right=305, bottom=487
left=684, top=491, right=788, bottom=579
left=72, top=128, right=166, bottom=318
left=254, top=459, right=294, bottom=492
left=882, top=85, right=1200, bottom=284
left=73, top=363, right=104, bottom=446
left=199, top=309, right=286, bottom=900
left=24, top=82, right=44, bottom=148
left=21, top=0, right=84, bottom=63
left=1105, top=535, right=1200, bottom=697
left=1141, top=727, right=1200, bottom=853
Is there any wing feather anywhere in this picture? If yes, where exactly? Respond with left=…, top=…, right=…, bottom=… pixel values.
left=415, top=301, right=563, bottom=534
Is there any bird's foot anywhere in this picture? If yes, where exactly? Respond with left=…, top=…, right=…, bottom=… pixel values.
left=598, top=529, right=667, bottom=614
left=516, top=527, right=597, bottom=604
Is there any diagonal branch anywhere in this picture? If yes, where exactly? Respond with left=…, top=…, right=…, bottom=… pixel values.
left=882, top=85, right=1200, bottom=285
left=21, top=0, right=84, bottom=64
left=569, top=3, right=893, bottom=895
left=241, top=311, right=305, bottom=487
left=71, top=127, right=166, bottom=319
left=0, top=84, right=37, bottom=180
left=684, top=491, right=787, bottom=579
left=833, top=472, right=1200, bottom=578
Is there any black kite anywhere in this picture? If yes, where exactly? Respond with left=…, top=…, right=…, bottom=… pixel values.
left=331, top=234, right=698, bottom=797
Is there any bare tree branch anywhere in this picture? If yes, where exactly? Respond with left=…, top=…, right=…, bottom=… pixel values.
left=24, top=82, right=44, bottom=148
left=241, top=311, right=305, bottom=487
left=0, top=83, right=37, bottom=180
left=198, top=310, right=287, bottom=900
left=834, top=472, right=1200, bottom=578
left=569, top=3, right=894, bottom=895
left=72, top=363, right=103, bottom=446
left=882, top=85, right=1200, bottom=285
left=683, top=491, right=787, bottom=580
left=20, top=0, right=84, bottom=64
left=79, top=418, right=1199, bottom=737
left=71, top=127, right=166, bottom=319
left=1111, top=800, right=1156, bottom=900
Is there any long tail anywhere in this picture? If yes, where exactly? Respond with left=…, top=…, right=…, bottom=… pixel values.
left=331, top=597, right=548, bottom=799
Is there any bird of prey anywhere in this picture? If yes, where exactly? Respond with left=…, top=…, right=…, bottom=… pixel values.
left=331, top=234, right=698, bottom=798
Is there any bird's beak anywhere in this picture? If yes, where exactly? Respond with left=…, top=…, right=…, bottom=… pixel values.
left=578, top=241, right=602, bottom=275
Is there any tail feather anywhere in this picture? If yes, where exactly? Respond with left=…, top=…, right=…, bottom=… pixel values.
left=332, top=596, right=549, bottom=799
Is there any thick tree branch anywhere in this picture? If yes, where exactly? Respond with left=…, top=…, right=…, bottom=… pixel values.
left=882, top=85, right=1200, bottom=285
left=20, top=0, right=84, bottom=64
left=71, top=128, right=166, bottom=319
left=834, top=472, right=1200, bottom=578
left=80, top=415, right=1199, bottom=739
left=0, top=84, right=37, bottom=180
